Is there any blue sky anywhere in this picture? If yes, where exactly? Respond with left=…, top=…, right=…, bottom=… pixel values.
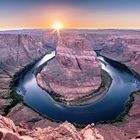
left=0, top=0, right=140, bottom=29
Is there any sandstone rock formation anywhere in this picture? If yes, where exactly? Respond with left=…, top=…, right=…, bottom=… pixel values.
left=37, top=35, right=102, bottom=103
left=7, top=103, right=59, bottom=129
left=0, top=115, right=104, bottom=140
left=101, top=36, right=140, bottom=73
left=0, top=33, right=53, bottom=115
left=83, top=30, right=140, bottom=87
left=0, top=30, right=140, bottom=140
left=0, top=113, right=140, bottom=140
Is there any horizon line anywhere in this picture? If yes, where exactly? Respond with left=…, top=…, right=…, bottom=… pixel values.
left=0, top=27, right=140, bottom=32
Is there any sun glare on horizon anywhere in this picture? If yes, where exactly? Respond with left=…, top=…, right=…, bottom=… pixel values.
left=52, top=22, right=63, bottom=30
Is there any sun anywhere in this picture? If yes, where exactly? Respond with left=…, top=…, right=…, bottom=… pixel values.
left=52, top=22, right=63, bottom=30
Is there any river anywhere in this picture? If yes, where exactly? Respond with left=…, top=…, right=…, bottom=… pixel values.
left=16, top=51, right=140, bottom=125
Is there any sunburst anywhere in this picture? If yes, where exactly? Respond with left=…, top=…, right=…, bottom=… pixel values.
left=52, top=22, right=63, bottom=31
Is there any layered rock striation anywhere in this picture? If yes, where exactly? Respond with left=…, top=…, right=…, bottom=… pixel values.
left=0, top=30, right=140, bottom=140
left=101, top=36, right=140, bottom=76
left=0, top=114, right=105, bottom=140
left=84, top=30, right=140, bottom=76
left=0, top=111, right=140, bottom=140
left=0, top=33, right=53, bottom=115
left=37, top=35, right=102, bottom=103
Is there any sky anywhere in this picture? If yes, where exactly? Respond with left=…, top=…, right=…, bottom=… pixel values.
left=0, top=0, right=140, bottom=30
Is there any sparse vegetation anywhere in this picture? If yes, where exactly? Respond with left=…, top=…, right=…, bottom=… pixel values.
left=4, top=55, right=47, bottom=115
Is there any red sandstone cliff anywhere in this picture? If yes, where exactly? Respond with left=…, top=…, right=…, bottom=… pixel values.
left=0, top=30, right=140, bottom=140
left=0, top=33, right=53, bottom=115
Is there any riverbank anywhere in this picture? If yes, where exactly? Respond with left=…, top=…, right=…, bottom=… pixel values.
left=3, top=50, right=54, bottom=116
left=95, top=53, right=140, bottom=139
left=4, top=51, right=61, bottom=128
left=96, top=53, right=140, bottom=124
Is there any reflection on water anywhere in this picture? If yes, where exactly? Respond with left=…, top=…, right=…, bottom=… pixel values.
left=35, top=51, right=55, bottom=67
left=17, top=51, right=140, bottom=125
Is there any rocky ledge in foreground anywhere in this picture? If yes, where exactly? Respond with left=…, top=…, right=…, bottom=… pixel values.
left=1, top=112, right=140, bottom=140
left=36, top=35, right=105, bottom=104
left=0, top=114, right=105, bottom=140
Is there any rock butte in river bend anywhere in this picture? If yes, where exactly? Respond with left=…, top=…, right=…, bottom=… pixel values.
left=0, top=30, right=140, bottom=140
left=37, top=35, right=102, bottom=102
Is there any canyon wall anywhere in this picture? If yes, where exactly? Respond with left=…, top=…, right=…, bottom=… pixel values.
left=0, top=33, right=54, bottom=115
left=0, top=30, right=140, bottom=140
left=85, top=30, right=140, bottom=75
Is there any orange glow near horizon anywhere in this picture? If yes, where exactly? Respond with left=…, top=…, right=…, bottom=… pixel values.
left=0, top=5, right=140, bottom=30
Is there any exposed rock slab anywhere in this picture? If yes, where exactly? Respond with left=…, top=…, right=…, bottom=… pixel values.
left=37, top=35, right=102, bottom=103
left=118, top=93, right=140, bottom=139
left=0, top=114, right=104, bottom=140
left=0, top=33, right=54, bottom=115
left=100, top=35, right=140, bottom=75
left=7, top=103, right=59, bottom=129
left=0, top=99, right=12, bottom=115
left=0, top=113, right=140, bottom=140
left=97, top=125, right=129, bottom=140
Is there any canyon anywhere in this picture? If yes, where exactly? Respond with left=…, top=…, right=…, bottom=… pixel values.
left=0, top=29, right=140, bottom=140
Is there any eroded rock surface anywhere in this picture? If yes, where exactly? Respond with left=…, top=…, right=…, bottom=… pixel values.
left=37, top=35, right=102, bottom=103
left=78, top=30, right=140, bottom=76
left=7, top=103, right=59, bottom=129
left=0, top=33, right=53, bottom=115
left=118, top=93, right=140, bottom=139
left=0, top=30, right=140, bottom=140
left=0, top=115, right=105, bottom=140
left=1, top=113, right=140, bottom=140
